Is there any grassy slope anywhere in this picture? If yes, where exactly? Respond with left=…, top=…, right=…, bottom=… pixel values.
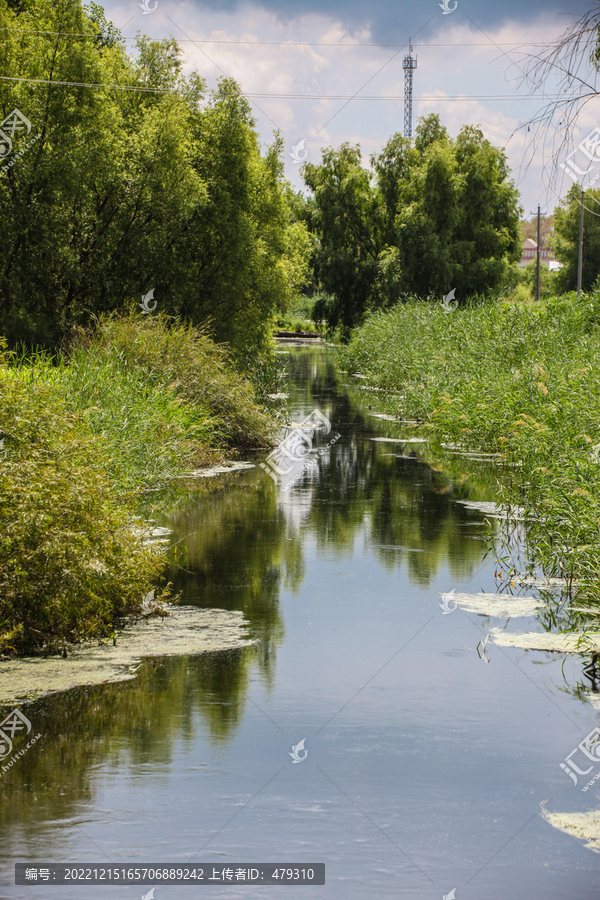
left=340, top=294, right=600, bottom=622
left=0, top=314, right=276, bottom=654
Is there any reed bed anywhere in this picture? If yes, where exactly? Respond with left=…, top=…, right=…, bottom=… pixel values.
left=340, top=293, right=600, bottom=623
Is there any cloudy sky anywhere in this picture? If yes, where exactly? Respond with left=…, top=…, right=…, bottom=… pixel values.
left=103, top=0, right=596, bottom=218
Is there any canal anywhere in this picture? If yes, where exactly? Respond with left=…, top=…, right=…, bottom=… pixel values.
left=1, top=346, right=598, bottom=899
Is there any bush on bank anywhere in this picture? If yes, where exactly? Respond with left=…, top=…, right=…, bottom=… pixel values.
left=0, top=315, right=276, bottom=655
left=340, top=293, right=600, bottom=617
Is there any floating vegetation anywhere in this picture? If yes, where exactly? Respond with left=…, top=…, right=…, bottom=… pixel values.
left=542, top=809, right=600, bottom=854
left=0, top=607, right=255, bottom=705
left=376, top=545, right=432, bottom=553
left=184, top=462, right=256, bottom=478
left=340, top=294, right=600, bottom=624
left=0, top=315, right=277, bottom=654
left=448, top=592, right=545, bottom=618
left=489, top=629, right=600, bottom=653
left=456, top=500, right=525, bottom=520
left=516, top=575, right=570, bottom=589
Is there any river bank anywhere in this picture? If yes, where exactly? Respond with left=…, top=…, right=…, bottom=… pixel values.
left=0, top=313, right=278, bottom=656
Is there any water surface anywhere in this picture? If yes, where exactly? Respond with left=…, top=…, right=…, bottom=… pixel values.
left=1, top=347, right=598, bottom=900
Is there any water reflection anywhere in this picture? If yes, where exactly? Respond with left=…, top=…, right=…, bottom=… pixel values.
left=161, top=480, right=296, bottom=685
left=0, top=649, right=262, bottom=865
left=125, top=347, right=506, bottom=751
left=0, top=347, right=518, bottom=884
left=163, top=349, right=499, bottom=612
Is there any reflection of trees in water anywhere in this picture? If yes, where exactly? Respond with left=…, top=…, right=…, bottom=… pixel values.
left=0, top=648, right=255, bottom=857
left=0, top=347, right=515, bottom=851
left=290, top=444, right=494, bottom=587
left=162, top=478, right=304, bottom=690
left=283, top=348, right=499, bottom=586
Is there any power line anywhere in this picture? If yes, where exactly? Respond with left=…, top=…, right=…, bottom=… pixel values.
left=314, top=14, right=434, bottom=135
left=247, top=94, right=568, bottom=100
left=0, top=74, right=178, bottom=92
left=0, top=75, right=573, bottom=102
left=164, top=13, right=284, bottom=132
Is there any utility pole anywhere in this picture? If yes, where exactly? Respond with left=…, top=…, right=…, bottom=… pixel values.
left=529, top=205, right=547, bottom=301
left=577, top=188, right=585, bottom=296
left=402, top=39, right=417, bottom=140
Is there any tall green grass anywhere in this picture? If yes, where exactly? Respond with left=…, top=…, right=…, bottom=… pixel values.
left=0, top=314, right=277, bottom=654
left=340, top=293, right=600, bottom=620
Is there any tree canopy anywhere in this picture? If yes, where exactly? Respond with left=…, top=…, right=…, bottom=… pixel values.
left=302, top=114, right=522, bottom=333
left=0, top=0, right=310, bottom=358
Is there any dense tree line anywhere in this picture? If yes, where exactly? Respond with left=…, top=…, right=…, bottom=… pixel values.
left=9, top=0, right=594, bottom=352
left=0, top=0, right=310, bottom=358
left=301, top=115, right=522, bottom=333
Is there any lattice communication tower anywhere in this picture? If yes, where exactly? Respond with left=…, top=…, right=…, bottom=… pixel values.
left=402, top=39, right=417, bottom=140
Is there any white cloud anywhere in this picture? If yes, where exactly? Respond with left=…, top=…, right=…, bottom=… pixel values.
left=105, top=1, right=598, bottom=211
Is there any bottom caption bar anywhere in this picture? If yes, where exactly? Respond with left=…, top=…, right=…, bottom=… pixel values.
left=15, top=864, right=325, bottom=885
